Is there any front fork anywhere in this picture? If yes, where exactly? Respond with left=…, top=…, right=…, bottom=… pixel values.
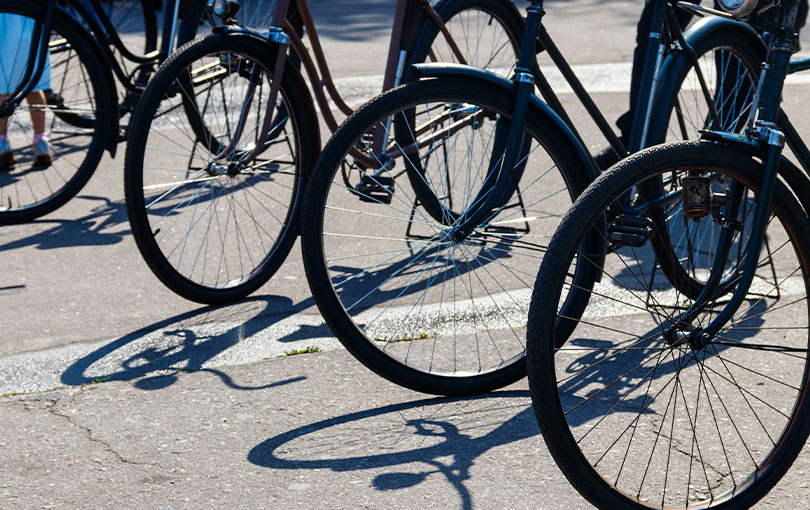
left=449, top=0, right=543, bottom=241
left=214, top=27, right=290, bottom=167
left=667, top=34, right=794, bottom=348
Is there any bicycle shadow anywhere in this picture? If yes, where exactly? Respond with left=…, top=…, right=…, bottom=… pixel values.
left=60, top=295, right=318, bottom=392
left=0, top=195, right=129, bottom=252
left=248, top=390, right=538, bottom=510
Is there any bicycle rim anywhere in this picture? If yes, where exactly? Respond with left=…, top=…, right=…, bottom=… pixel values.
left=529, top=142, right=810, bottom=509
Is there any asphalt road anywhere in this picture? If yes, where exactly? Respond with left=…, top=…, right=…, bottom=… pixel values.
left=3, top=1, right=810, bottom=508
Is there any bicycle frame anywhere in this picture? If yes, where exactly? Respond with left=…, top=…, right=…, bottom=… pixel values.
left=219, top=0, right=473, bottom=167
left=448, top=0, right=723, bottom=238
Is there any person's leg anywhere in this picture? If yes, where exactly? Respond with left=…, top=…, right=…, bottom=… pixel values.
left=616, top=1, right=698, bottom=142
left=26, top=90, right=52, bottom=166
left=26, top=90, right=46, bottom=135
left=594, top=1, right=699, bottom=170
left=0, top=93, right=8, bottom=136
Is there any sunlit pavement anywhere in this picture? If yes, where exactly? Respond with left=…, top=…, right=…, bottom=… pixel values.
left=2, top=1, right=810, bottom=508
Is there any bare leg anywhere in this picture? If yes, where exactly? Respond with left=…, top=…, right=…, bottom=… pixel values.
left=26, top=90, right=47, bottom=135
left=0, top=94, right=15, bottom=168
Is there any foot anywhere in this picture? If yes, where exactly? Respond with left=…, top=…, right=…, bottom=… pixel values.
left=0, top=137, right=16, bottom=170
left=32, top=137, right=53, bottom=168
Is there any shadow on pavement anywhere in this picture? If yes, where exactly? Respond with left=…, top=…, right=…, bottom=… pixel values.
left=249, top=390, right=538, bottom=510
left=0, top=195, right=129, bottom=252
left=60, top=295, right=316, bottom=391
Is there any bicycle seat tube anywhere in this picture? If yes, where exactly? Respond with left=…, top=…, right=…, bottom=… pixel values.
left=450, top=0, right=545, bottom=242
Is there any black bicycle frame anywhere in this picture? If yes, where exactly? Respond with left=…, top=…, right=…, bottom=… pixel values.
left=450, top=0, right=712, bottom=239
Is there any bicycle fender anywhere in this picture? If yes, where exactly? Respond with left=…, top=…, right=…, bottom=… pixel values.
left=647, top=17, right=765, bottom=144
left=680, top=16, right=764, bottom=55
left=411, top=63, right=599, bottom=182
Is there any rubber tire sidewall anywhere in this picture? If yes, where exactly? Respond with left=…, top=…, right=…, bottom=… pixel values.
left=124, top=33, right=318, bottom=304
left=527, top=140, right=810, bottom=509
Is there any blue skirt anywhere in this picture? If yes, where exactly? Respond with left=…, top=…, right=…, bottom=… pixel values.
left=0, top=14, right=52, bottom=94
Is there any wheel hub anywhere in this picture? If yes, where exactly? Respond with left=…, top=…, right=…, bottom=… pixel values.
left=205, top=161, right=244, bottom=177
left=664, top=324, right=708, bottom=350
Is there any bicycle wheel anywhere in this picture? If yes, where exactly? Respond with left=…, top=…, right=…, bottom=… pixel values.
left=124, top=33, right=318, bottom=304
left=0, top=0, right=111, bottom=224
left=527, top=141, right=810, bottom=509
left=647, top=27, right=763, bottom=299
left=301, top=77, right=594, bottom=395
left=407, top=0, right=524, bottom=77
left=50, top=0, right=157, bottom=129
left=97, top=0, right=158, bottom=58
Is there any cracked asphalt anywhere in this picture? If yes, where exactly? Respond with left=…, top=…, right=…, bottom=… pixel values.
left=3, top=1, right=810, bottom=508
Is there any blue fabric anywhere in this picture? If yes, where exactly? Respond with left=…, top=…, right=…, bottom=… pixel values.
left=0, top=14, right=52, bottom=94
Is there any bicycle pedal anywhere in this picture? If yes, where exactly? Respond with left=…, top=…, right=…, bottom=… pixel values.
left=607, top=215, right=654, bottom=248
left=352, top=175, right=395, bottom=204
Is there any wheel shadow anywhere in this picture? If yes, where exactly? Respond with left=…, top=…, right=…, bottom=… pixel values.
left=0, top=195, right=129, bottom=251
left=558, top=299, right=767, bottom=428
left=60, top=295, right=320, bottom=391
left=248, top=390, right=538, bottom=510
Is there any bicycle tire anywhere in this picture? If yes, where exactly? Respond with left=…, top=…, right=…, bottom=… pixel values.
left=407, top=0, right=524, bottom=76
left=645, top=25, right=764, bottom=299
left=527, top=140, right=810, bottom=509
left=301, top=77, right=594, bottom=395
left=124, top=33, right=318, bottom=304
left=50, top=0, right=157, bottom=128
left=0, top=0, right=112, bottom=224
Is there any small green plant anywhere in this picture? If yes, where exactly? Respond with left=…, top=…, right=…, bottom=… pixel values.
left=278, top=346, right=322, bottom=357
left=1, top=375, right=115, bottom=398
left=374, top=332, right=434, bottom=343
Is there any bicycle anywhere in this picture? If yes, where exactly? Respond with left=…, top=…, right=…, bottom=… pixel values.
left=296, top=0, right=766, bottom=395
left=123, top=0, right=530, bottom=304
left=0, top=0, right=278, bottom=224
left=527, top=0, right=810, bottom=507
